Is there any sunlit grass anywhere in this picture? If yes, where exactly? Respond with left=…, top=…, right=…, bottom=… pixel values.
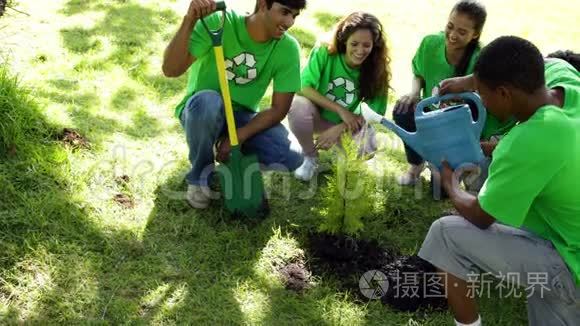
left=0, top=0, right=575, bottom=323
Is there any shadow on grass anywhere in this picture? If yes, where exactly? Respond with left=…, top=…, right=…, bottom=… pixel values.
left=138, top=169, right=344, bottom=324
left=54, top=0, right=182, bottom=140
left=0, top=67, right=243, bottom=323
left=126, top=110, right=162, bottom=139
left=59, top=0, right=180, bottom=95
left=0, top=65, right=148, bottom=323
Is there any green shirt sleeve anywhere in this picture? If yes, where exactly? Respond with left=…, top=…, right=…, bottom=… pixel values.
left=478, top=115, right=569, bottom=227
left=273, top=36, right=301, bottom=93
left=412, top=37, right=428, bottom=78
left=301, top=45, right=328, bottom=90
left=189, top=14, right=218, bottom=59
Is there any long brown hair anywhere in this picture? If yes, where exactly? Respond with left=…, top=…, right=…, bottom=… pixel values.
left=327, top=12, right=391, bottom=100
left=452, top=0, right=487, bottom=76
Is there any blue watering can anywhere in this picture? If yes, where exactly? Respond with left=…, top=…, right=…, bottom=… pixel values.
left=362, top=92, right=487, bottom=170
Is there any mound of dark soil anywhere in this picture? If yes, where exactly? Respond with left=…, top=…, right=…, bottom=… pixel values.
left=381, top=255, right=447, bottom=312
left=279, top=261, right=310, bottom=292
left=308, top=233, right=446, bottom=312
left=113, top=193, right=135, bottom=209
left=308, top=233, right=396, bottom=279
left=58, top=128, right=90, bottom=150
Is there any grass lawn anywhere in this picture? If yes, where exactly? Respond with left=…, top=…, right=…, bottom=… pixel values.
left=0, top=0, right=578, bottom=324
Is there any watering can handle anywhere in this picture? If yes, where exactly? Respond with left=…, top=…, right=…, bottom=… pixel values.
left=447, top=92, right=487, bottom=138
left=415, top=92, right=486, bottom=122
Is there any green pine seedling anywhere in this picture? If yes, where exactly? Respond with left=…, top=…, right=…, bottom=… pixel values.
left=318, top=134, right=375, bottom=237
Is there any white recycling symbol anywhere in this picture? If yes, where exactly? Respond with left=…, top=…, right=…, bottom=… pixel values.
left=225, top=52, right=257, bottom=85
left=325, top=77, right=356, bottom=107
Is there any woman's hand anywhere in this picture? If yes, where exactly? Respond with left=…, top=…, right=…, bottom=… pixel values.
left=393, top=93, right=421, bottom=114
left=315, top=124, right=346, bottom=150
left=338, top=108, right=362, bottom=131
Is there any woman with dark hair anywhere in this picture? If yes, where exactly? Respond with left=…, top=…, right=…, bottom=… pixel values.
left=288, top=12, right=391, bottom=181
left=393, top=0, right=513, bottom=188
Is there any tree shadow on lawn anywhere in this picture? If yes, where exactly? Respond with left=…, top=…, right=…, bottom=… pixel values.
left=0, top=69, right=240, bottom=323
left=59, top=0, right=182, bottom=100
left=0, top=71, right=158, bottom=323
left=135, top=167, right=361, bottom=324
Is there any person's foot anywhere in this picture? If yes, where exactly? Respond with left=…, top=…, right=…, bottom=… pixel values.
left=397, top=163, right=425, bottom=186
left=294, top=156, right=318, bottom=181
left=186, top=185, right=211, bottom=209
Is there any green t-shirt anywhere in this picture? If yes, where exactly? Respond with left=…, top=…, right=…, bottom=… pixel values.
left=411, top=32, right=514, bottom=140
left=545, top=58, right=580, bottom=120
left=479, top=107, right=580, bottom=285
left=174, top=10, right=301, bottom=118
left=412, top=32, right=479, bottom=98
left=301, top=45, right=388, bottom=124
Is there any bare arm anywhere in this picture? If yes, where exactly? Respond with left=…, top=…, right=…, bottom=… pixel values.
left=237, top=92, right=295, bottom=143
left=162, top=0, right=216, bottom=77
left=438, top=74, right=476, bottom=95
left=300, top=86, right=360, bottom=131
left=409, top=75, right=424, bottom=98
left=440, top=162, right=496, bottom=229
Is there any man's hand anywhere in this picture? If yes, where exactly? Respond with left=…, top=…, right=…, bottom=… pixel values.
left=185, top=0, right=217, bottom=22
left=216, top=137, right=232, bottom=162
left=393, top=93, right=421, bottom=114
left=480, top=140, right=498, bottom=157
left=315, top=124, right=346, bottom=150
left=440, top=161, right=481, bottom=194
left=437, top=75, right=475, bottom=95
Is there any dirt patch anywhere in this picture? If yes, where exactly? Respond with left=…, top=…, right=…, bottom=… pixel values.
left=381, top=255, right=447, bottom=312
left=279, top=261, right=311, bottom=292
left=113, top=193, right=135, bottom=209
left=308, top=233, right=446, bottom=312
left=7, top=144, right=17, bottom=157
left=309, top=233, right=396, bottom=280
left=58, top=128, right=90, bottom=150
left=115, top=175, right=131, bottom=185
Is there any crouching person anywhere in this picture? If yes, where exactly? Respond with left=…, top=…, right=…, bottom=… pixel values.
left=419, top=36, right=580, bottom=326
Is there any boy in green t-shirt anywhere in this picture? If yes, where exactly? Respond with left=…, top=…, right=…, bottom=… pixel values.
left=162, top=0, right=306, bottom=209
left=419, top=36, right=580, bottom=326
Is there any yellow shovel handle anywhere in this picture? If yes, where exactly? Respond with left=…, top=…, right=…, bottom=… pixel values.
left=213, top=46, right=238, bottom=146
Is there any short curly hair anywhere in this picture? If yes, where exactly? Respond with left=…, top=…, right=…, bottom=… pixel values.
left=474, top=36, right=545, bottom=94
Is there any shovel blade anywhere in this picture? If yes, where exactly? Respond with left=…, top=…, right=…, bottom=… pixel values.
left=216, top=148, right=266, bottom=218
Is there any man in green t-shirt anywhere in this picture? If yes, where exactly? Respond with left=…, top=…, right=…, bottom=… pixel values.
left=162, top=0, right=306, bottom=209
left=419, top=36, right=580, bottom=326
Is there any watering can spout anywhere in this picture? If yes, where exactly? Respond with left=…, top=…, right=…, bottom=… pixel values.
left=360, top=103, right=421, bottom=155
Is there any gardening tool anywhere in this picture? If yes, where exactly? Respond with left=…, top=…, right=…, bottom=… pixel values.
left=200, top=1, right=266, bottom=218
left=362, top=92, right=487, bottom=170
